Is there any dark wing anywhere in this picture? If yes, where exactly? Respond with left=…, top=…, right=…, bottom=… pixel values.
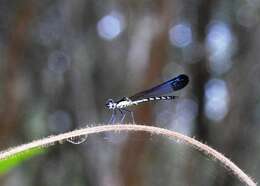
left=129, top=74, right=189, bottom=101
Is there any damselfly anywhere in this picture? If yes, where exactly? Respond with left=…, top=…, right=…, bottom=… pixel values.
left=106, top=74, right=189, bottom=123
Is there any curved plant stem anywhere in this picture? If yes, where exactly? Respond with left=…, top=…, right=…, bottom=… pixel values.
left=0, top=124, right=256, bottom=186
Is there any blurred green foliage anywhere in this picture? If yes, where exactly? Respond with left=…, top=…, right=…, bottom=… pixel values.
left=0, top=148, right=45, bottom=175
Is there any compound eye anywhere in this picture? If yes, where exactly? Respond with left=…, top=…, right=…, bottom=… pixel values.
left=106, top=99, right=114, bottom=108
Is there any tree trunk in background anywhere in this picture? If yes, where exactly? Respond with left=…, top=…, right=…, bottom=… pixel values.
left=0, top=0, right=35, bottom=147
left=185, top=1, right=214, bottom=185
left=119, top=1, right=174, bottom=185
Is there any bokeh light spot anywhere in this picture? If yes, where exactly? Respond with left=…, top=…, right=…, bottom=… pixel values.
left=206, top=22, right=232, bottom=57
left=170, top=99, right=198, bottom=135
left=169, top=23, right=192, bottom=48
left=204, top=79, right=229, bottom=122
left=97, top=12, right=124, bottom=40
left=206, top=21, right=235, bottom=74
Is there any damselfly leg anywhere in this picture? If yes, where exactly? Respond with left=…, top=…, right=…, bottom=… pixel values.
left=119, top=109, right=126, bottom=123
left=119, top=108, right=135, bottom=123
left=108, top=110, right=117, bottom=124
left=123, top=109, right=135, bottom=123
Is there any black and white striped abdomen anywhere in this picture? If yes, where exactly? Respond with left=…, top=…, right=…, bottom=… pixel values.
left=132, top=96, right=176, bottom=105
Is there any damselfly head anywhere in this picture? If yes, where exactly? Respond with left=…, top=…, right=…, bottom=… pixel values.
left=106, top=99, right=116, bottom=110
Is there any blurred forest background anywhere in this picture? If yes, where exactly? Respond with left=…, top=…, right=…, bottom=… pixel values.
left=0, top=0, right=260, bottom=186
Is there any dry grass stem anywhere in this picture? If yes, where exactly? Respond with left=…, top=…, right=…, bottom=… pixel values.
left=0, top=124, right=256, bottom=186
